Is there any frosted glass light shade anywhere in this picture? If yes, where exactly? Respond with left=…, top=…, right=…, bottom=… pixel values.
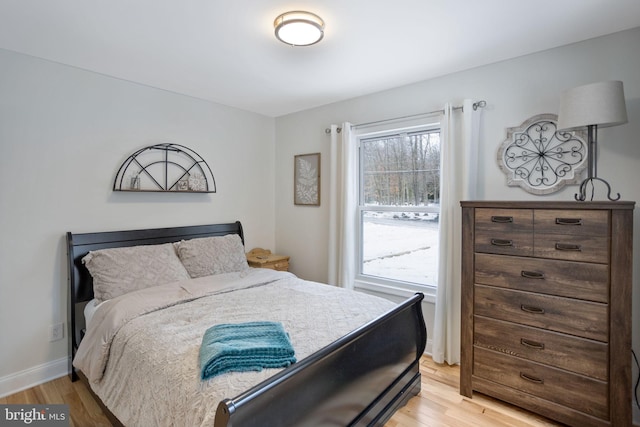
left=557, top=80, right=628, bottom=131
left=274, top=11, right=324, bottom=46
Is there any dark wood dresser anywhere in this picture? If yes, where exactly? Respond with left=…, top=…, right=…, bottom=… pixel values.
left=460, top=201, right=634, bottom=427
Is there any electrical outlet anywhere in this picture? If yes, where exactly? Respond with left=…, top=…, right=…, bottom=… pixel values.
left=49, top=322, right=64, bottom=342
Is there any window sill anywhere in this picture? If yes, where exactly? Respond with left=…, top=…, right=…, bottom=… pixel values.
left=354, top=279, right=436, bottom=304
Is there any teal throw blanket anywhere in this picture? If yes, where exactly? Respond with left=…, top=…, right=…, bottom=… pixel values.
left=199, top=321, right=296, bottom=380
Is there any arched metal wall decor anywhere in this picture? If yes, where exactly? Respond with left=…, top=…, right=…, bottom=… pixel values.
left=113, top=143, right=216, bottom=193
left=497, top=114, right=587, bottom=195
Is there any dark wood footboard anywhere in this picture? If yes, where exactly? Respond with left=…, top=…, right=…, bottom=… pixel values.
left=214, top=292, right=427, bottom=427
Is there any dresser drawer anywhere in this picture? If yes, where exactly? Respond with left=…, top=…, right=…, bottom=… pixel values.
left=474, top=316, right=608, bottom=380
left=474, top=285, right=608, bottom=342
left=473, top=347, right=608, bottom=420
left=534, top=234, right=609, bottom=263
left=475, top=209, right=533, bottom=256
left=534, top=209, right=609, bottom=237
left=475, top=253, right=609, bottom=302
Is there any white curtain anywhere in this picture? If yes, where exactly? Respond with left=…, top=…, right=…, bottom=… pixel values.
left=328, top=123, right=356, bottom=288
left=432, top=99, right=482, bottom=364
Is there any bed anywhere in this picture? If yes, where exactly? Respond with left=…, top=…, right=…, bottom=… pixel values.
left=67, top=221, right=427, bottom=426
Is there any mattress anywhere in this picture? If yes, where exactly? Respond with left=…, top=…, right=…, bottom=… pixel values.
left=73, top=268, right=395, bottom=427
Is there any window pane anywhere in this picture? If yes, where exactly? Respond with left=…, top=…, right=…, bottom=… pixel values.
left=358, top=128, right=440, bottom=288
left=361, top=211, right=439, bottom=286
left=361, top=132, right=440, bottom=206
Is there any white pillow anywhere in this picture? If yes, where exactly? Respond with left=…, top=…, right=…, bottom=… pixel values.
left=175, top=234, right=249, bottom=278
left=82, top=243, right=191, bottom=302
left=83, top=299, right=103, bottom=330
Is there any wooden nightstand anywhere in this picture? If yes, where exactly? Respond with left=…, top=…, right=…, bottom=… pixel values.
left=246, top=248, right=290, bottom=271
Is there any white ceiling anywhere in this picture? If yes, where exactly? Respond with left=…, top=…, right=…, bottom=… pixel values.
left=1, top=1, right=639, bottom=117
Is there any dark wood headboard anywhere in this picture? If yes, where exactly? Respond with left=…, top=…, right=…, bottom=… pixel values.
left=66, top=221, right=244, bottom=379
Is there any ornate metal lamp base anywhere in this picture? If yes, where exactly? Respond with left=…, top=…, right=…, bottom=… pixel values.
left=574, top=177, right=620, bottom=201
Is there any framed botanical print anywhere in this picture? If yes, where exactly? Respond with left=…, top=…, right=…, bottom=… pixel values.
left=294, top=153, right=320, bottom=206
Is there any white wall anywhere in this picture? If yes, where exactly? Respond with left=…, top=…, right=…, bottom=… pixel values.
left=274, top=27, right=640, bottom=418
left=0, top=48, right=276, bottom=395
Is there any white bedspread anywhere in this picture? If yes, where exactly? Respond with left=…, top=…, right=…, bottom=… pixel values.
left=73, top=269, right=396, bottom=427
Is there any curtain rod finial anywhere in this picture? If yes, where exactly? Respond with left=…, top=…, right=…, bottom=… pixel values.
left=473, top=100, right=487, bottom=110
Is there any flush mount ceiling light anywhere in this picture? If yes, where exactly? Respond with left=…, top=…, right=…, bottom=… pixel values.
left=274, top=11, right=324, bottom=46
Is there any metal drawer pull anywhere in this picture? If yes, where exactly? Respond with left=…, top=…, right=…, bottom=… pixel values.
left=555, top=243, right=582, bottom=251
left=491, top=238, right=513, bottom=247
left=555, top=217, right=583, bottom=226
left=520, top=372, right=544, bottom=384
left=521, top=271, right=545, bottom=279
left=491, top=216, right=514, bottom=223
left=520, top=338, right=545, bottom=350
left=521, top=304, right=545, bottom=314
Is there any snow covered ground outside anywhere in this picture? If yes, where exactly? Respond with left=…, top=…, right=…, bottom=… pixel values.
left=362, top=212, right=439, bottom=286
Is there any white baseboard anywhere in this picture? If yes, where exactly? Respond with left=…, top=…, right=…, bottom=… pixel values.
left=0, top=357, right=69, bottom=399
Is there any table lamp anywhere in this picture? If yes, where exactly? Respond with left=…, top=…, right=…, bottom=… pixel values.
left=557, top=80, right=628, bottom=201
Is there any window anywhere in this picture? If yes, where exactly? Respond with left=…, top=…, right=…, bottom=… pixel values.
left=357, top=125, right=440, bottom=291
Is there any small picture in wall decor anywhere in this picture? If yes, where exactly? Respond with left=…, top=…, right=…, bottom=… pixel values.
left=177, top=179, right=189, bottom=191
left=294, top=153, right=320, bottom=206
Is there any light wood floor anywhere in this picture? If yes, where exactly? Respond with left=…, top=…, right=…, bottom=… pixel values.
left=1, top=356, right=564, bottom=427
left=387, top=356, right=562, bottom=427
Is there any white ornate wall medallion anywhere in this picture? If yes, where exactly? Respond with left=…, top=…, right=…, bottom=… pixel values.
left=498, top=114, right=587, bottom=195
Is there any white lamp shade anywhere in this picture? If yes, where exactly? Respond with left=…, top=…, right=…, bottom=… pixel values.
left=557, top=80, right=628, bottom=131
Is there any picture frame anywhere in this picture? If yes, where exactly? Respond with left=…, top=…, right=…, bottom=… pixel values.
left=177, top=179, right=189, bottom=191
left=294, top=153, right=321, bottom=206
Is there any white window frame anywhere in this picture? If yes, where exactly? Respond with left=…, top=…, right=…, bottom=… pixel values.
left=353, top=119, right=441, bottom=301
